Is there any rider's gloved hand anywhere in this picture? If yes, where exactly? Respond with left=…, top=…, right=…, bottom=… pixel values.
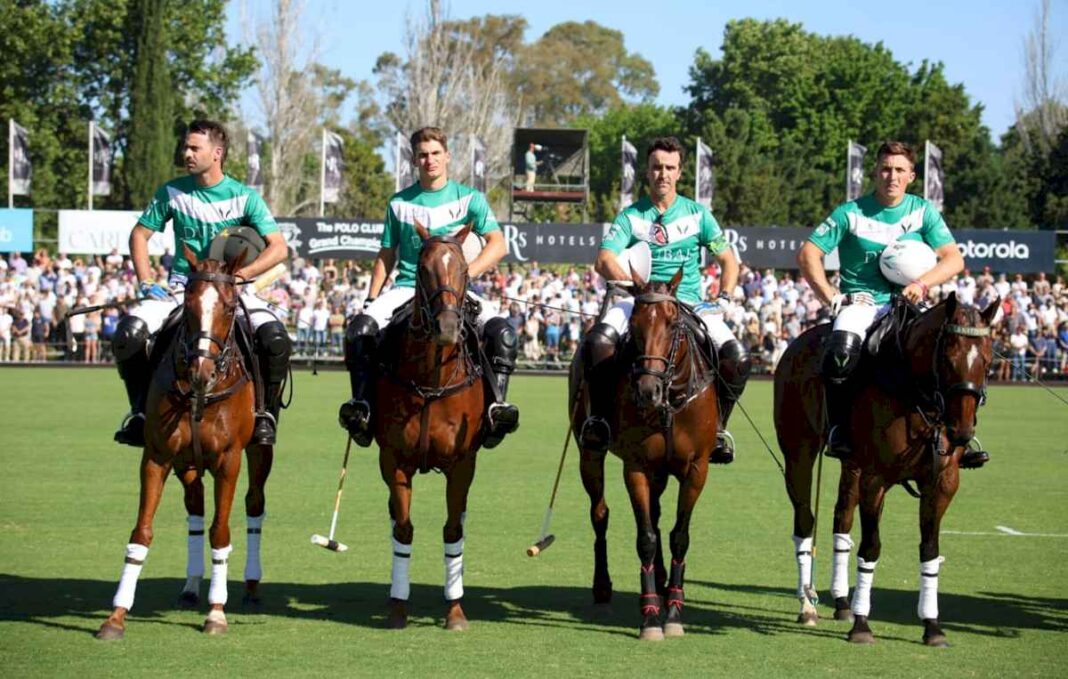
left=708, top=293, right=734, bottom=316
left=830, top=292, right=846, bottom=316
left=139, top=280, right=170, bottom=301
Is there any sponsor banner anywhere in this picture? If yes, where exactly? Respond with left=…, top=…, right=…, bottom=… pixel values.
left=620, top=137, right=637, bottom=209
left=322, top=130, right=343, bottom=204
left=247, top=131, right=265, bottom=192
left=10, top=121, right=31, bottom=195
left=91, top=123, right=113, bottom=196
left=0, top=208, right=33, bottom=253
left=471, top=138, right=487, bottom=193
left=847, top=140, right=866, bottom=201
left=275, top=218, right=1057, bottom=273
left=695, top=138, right=714, bottom=208
left=395, top=131, right=413, bottom=192
left=57, top=210, right=174, bottom=255
left=925, top=141, right=945, bottom=212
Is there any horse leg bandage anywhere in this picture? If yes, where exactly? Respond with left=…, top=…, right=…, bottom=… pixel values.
left=184, top=515, right=205, bottom=594
left=391, top=538, right=413, bottom=601
left=851, top=558, right=878, bottom=617
left=917, top=556, right=944, bottom=620
left=444, top=538, right=465, bottom=602
left=245, top=514, right=264, bottom=582
left=208, top=545, right=233, bottom=605
left=830, top=533, right=854, bottom=599
left=793, top=535, right=813, bottom=599
left=113, top=543, right=149, bottom=610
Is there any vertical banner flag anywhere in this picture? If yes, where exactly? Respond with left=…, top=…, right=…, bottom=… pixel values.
left=247, top=131, right=264, bottom=193
left=846, top=140, right=867, bottom=201
left=322, top=129, right=343, bottom=204
left=395, top=131, right=413, bottom=191
left=924, top=141, right=945, bottom=212
left=620, top=136, right=637, bottom=209
left=471, top=137, right=486, bottom=193
left=695, top=138, right=714, bottom=208
left=10, top=120, right=31, bottom=196
left=91, top=123, right=112, bottom=196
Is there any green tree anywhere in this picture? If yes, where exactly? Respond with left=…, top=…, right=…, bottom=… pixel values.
left=125, top=0, right=174, bottom=206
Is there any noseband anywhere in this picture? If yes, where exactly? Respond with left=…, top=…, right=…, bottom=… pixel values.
left=414, top=234, right=469, bottom=335
left=179, top=271, right=239, bottom=386
left=630, top=292, right=685, bottom=395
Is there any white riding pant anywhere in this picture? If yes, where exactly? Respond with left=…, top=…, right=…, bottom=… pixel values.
left=600, top=296, right=737, bottom=350
left=832, top=300, right=891, bottom=337
left=129, top=273, right=282, bottom=335
left=364, top=286, right=497, bottom=329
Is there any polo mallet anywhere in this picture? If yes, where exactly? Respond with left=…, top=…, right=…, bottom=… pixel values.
left=526, top=414, right=574, bottom=556
left=311, top=436, right=353, bottom=552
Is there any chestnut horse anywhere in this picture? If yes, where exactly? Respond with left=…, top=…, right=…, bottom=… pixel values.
left=375, top=223, right=488, bottom=631
left=97, top=247, right=258, bottom=640
left=774, top=292, right=997, bottom=646
left=569, top=269, right=719, bottom=641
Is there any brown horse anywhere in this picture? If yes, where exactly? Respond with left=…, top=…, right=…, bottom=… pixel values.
left=569, top=269, right=719, bottom=640
left=774, top=292, right=997, bottom=646
left=375, top=223, right=488, bottom=631
left=96, top=246, right=257, bottom=640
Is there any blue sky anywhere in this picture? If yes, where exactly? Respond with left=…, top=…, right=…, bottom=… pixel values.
left=227, top=0, right=1068, bottom=139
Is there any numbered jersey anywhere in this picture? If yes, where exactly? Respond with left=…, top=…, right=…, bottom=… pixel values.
left=809, top=193, right=954, bottom=304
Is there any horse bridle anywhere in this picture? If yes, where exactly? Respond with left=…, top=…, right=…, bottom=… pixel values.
left=413, top=234, right=469, bottom=336
left=179, top=271, right=240, bottom=391
left=630, top=292, right=685, bottom=397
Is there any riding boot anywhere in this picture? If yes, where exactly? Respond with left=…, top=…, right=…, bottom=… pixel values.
left=579, top=323, right=620, bottom=452
left=338, top=314, right=379, bottom=447
left=822, top=331, right=863, bottom=460
left=112, top=316, right=151, bottom=447
left=710, top=340, right=751, bottom=465
left=252, top=321, right=292, bottom=447
left=482, top=318, right=520, bottom=449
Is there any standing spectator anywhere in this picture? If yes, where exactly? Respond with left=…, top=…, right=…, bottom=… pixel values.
left=311, top=299, right=330, bottom=356
left=1009, top=327, right=1029, bottom=381
left=0, top=306, right=14, bottom=361
left=31, top=308, right=50, bottom=361
left=1057, top=321, right=1068, bottom=376
left=543, top=303, right=562, bottom=363
left=328, top=304, right=346, bottom=355
left=296, top=302, right=313, bottom=355
left=11, top=310, right=31, bottom=361
left=67, top=297, right=87, bottom=361
left=524, top=142, right=542, bottom=191
left=84, top=308, right=101, bottom=363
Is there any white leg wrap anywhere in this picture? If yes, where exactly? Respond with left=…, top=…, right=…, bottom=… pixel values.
left=830, top=533, right=854, bottom=599
left=792, top=535, right=813, bottom=599
left=851, top=557, right=878, bottom=617
left=113, top=543, right=149, bottom=610
left=245, top=514, right=264, bottom=582
left=208, top=545, right=233, bottom=605
left=917, top=556, right=944, bottom=620
left=186, top=515, right=205, bottom=579
left=391, top=537, right=413, bottom=601
left=444, top=538, right=465, bottom=602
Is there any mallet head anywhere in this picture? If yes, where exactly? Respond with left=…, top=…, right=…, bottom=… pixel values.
left=311, top=534, right=348, bottom=552
left=526, top=534, right=555, bottom=557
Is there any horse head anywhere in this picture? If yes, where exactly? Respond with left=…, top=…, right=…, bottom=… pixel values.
left=903, top=290, right=999, bottom=446
left=628, top=266, right=685, bottom=410
left=414, top=220, right=472, bottom=346
left=181, top=243, right=242, bottom=395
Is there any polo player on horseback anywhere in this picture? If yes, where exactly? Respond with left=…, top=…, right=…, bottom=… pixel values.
left=796, top=140, right=989, bottom=465
left=112, top=119, right=292, bottom=448
left=338, top=126, right=520, bottom=449
left=578, top=136, right=750, bottom=464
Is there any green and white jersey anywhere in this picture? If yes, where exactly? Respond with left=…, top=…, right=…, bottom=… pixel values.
left=382, top=180, right=500, bottom=288
left=809, top=193, right=954, bottom=304
left=601, top=195, right=729, bottom=305
left=138, top=175, right=278, bottom=275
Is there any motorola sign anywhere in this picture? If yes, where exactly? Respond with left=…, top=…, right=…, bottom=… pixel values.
left=953, top=230, right=1053, bottom=274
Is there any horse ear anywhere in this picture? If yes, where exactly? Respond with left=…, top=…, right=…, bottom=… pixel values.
left=183, top=243, right=199, bottom=269
left=668, top=265, right=684, bottom=295
left=455, top=220, right=473, bottom=244
left=413, top=219, right=430, bottom=242
left=981, top=295, right=1001, bottom=325
left=943, top=288, right=958, bottom=320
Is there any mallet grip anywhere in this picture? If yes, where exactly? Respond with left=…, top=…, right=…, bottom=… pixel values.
left=526, top=534, right=555, bottom=557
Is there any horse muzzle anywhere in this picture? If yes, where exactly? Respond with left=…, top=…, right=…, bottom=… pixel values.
left=434, top=310, right=462, bottom=346
left=634, top=375, right=665, bottom=410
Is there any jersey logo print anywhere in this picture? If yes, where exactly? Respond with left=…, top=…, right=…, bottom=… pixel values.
left=166, top=187, right=249, bottom=225
left=847, top=208, right=925, bottom=245
left=391, top=193, right=475, bottom=230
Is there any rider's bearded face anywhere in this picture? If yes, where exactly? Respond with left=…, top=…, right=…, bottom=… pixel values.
left=415, top=140, right=450, bottom=186
left=183, top=132, right=222, bottom=175
left=646, top=150, right=681, bottom=203
left=873, top=153, right=915, bottom=207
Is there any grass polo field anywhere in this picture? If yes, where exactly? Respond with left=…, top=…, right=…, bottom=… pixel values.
left=1, top=367, right=1066, bottom=677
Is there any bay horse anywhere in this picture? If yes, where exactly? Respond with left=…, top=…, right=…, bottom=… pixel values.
left=375, top=222, right=488, bottom=631
left=569, top=269, right=719, bottom=640
left=97, top=245, right=260, bottom=640
left=774, top=292, right=997, bottom=646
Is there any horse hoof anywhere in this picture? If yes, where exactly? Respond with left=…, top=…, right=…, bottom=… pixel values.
left=663, top=622, right=684, bottom=638
left=95, top=622, right=124, bottom=641
left=176, top=591, right=199, bottom=609
left=847, top=616, right=875, bottom=644
left=202, top=619, right=228, bottom=635
left=639, top=626, right=665, bottom=641
left=445, top=616, right=469, bottom=632
left=241, top=593, right=262, bottom=610
left=923, top=619, right=950, bottom=647
left=388, top=599, right=408, bottom=630
left=445, top=601, right=468, bottom=631
left=924, top=634, right=950, bottom=648
left=593, top=584, right=613, bottom=605
left=797, top=611, right=819, bottom=627
left=834, top=608, right=855, bottom=622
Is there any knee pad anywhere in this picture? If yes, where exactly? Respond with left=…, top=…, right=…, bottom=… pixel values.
left=483, top=317, right=518, bottom=373
left=717, top=339, right=752, bottom=391
left=255, top=321, right=292, bottom=382
left=112, top=316, right=150, bottom=361
left=344, top=314, right=379, bottom=366
left=822, top=331, right=863, bottom=384
left=583, top=323, right=620, bottom=371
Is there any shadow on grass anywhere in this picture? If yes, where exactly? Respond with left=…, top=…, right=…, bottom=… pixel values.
left=1, top=573, right=1063, bottom=643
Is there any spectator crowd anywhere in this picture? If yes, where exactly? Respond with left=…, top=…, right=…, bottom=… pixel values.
left=3, top=248, right=1068, bottom=382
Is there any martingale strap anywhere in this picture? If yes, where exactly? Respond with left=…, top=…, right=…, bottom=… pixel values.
left=946, top=324, right=990, bottom=338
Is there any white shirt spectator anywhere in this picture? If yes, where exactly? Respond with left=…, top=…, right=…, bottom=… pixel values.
left=312, top=304, right=330, bottom=332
